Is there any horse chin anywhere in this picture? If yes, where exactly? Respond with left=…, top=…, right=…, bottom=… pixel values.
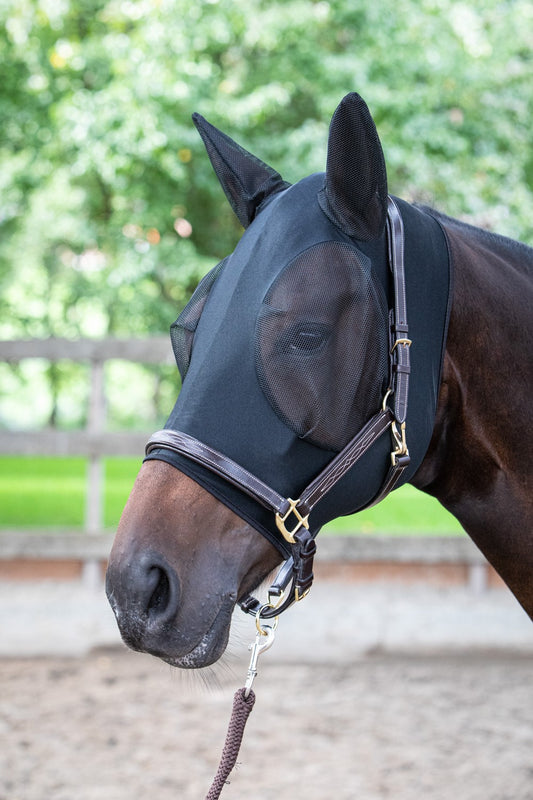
left=161, top=603, right=234, bottom=669
left=162, top=630, right=230, bottom=669
left=113, top=596, right=235, bottom=670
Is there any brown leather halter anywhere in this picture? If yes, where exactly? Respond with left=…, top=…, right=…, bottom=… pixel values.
left=146, top=197, right=411, bottom=619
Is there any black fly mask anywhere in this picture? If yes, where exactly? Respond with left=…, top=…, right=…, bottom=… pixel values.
left=145, top=94, right=451, bottom=571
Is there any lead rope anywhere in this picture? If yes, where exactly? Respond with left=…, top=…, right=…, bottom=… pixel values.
left=204, top=616, right=277, bottom=799
left=204, top=688, right=256, bottom=800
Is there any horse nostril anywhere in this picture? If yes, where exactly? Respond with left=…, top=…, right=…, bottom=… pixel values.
left=106, top=553, right=180, bottom=627
left=147, top=566, right=171, bottom=618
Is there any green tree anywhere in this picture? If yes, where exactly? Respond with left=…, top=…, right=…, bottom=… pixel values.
left=0, top=0, right=531, bottom=424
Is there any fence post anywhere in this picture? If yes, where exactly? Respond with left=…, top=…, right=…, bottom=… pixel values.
left=84, top=358, right=106, bottom=588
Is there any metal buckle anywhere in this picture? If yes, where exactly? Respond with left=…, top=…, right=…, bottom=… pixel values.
left=391, top=337, right=412, bottom=353
left=391, top=421, right=409, bottom=466
left=382, top=388, right=393, bottom=411
left=275, top=498, right=309, bottom=544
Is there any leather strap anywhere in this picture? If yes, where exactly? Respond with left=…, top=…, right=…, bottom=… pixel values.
left=239, top=527, right=317, bottom=619
left=387, top=197, right=411, bottom=425
left=146, top=430, right=291, bottom=518
left=362, top=452, right=411, bottom=510
left=349, top=198, right=410, bottom=511
left=146, top=407, right=394, bottom=527
left=297, top=407, right=393, bottom=516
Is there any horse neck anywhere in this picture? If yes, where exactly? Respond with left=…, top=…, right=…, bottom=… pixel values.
left=412, top=218, right=533, bottom=617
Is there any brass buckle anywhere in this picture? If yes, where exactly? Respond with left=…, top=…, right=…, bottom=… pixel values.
left=275, top=498, right=309, bottom=544
left=391, top=421, right=409, bottom=466
left=391, top=337, right=412, bottom=353
left=382, top=388, right=393, bottom=411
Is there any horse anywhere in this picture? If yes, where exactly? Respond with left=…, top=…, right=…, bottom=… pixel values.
left=106, top=93, right=533, bottom=670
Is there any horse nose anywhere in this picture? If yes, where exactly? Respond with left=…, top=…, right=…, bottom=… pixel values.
left=105, top=552, right=181, bottom=648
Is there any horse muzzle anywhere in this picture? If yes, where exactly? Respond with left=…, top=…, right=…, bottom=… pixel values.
left=105, top=550, right=234, bottom=668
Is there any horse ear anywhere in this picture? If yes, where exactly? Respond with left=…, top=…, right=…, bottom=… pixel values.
left=318, top=93, right=388, bottom=241
left=192, top=113, right=290, bottom=228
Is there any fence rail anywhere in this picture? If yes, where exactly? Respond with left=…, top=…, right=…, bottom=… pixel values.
left=0, top=336, right=171, bottom=363
left=0, top=529, right=484, bottom=563
left=1, top=337, right=170, bottom=457
left=0, top=430, right=149, bottom=457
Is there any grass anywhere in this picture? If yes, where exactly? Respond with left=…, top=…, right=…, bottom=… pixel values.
left=322, top=484, right=463, bottom=536
left=0, top=456, right=141, bottom=529
left=0, top=456, right=464, bottom=536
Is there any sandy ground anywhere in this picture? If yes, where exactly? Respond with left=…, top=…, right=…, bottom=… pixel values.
left=1, top=580, right=532, bottom=800
left=1, top=649, right=532, bottom=800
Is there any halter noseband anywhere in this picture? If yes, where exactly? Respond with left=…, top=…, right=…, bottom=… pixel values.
left=145, top=197, right=411, bottom=619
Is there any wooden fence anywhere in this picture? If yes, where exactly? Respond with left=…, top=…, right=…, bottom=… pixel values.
left=0, top=338, right=496, bottom=591
left=0, top=337, right=171, bottom=584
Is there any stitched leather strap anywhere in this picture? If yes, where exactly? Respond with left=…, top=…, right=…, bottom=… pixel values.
left=387, top=197, right=411, bottom=425
left=297, top=408, right=394, bottom=517
left=146, top=430, right=291, bottom=518
left=146, top=407, right=394, bottom=526
left=239, top=528, right=317, bottom=619
left=361, top=452, right=411, bottom=510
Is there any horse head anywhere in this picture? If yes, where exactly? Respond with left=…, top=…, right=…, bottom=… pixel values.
left=106, top=94, right=451, bottom=666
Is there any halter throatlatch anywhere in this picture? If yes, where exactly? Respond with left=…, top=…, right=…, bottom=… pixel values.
left=145, top=197, right=411, bottom=620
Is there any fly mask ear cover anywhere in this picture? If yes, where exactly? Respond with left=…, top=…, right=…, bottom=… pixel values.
left=146, top=94, right=452, bottom=555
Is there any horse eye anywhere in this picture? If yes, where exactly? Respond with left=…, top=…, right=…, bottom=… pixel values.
left=282, top=323, right=330, bottom=355
left=290, top=330, right=324, bottom=351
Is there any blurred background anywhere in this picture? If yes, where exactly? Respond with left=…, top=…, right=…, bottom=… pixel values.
left=1, top=0, right=531, bottom=539
left=1, top=3, right=532, bottom=799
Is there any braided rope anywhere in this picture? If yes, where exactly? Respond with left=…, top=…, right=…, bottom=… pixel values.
left=205, top=687, right=256, bottom=800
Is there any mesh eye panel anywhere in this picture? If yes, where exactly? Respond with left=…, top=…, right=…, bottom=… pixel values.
left=255, top=242, right=388, bottom=452
left=170, top=258, right=227, bottom=380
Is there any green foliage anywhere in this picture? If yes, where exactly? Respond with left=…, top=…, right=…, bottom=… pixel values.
left=2, top=0, right=532, bottom=331
left=1, top=0, right=532, bottom=425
